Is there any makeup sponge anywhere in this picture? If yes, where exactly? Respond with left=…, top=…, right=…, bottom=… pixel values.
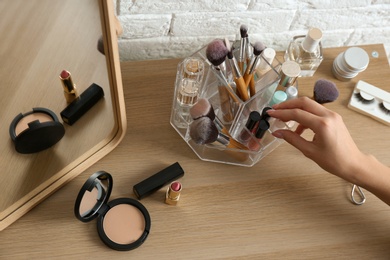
left=206, top=39, right=228, bottom=66
left=313, top=79, right=339, bottom=104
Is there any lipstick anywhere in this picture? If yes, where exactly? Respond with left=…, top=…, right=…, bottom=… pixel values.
left=133, top=162, right=185, bottom=200
left=60, top=70, right=79, bottom=103
left=165, top=181, right=182, bottom=206
left=60, top=83, right=104, bottom=125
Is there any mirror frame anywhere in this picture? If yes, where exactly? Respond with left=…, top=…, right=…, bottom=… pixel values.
left=0, top=0, right=126, bottom=231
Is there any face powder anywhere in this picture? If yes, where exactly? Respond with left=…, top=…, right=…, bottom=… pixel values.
left=14, top=112, right=53, bottom=136
left=75, top=171, right=151, bottom=251
left=103, top=204, right=146, bottom=245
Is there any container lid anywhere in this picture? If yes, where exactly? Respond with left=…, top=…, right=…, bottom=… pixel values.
left=302, top=28, right=322, bottom=53
left=270, top=91, right=288, bottom=106
left=285, top=86, right=298, bottom=99
left=257, top=48, right=276, bottom=71
left=245, top=111, right=261, bottom=130
left=279, top=61, right=301, bottom=87
left=9, top=107, right=65, bottom=154
left=255, top=119, right=270, bottom=138
left=343, top=47, right=369, bottom=72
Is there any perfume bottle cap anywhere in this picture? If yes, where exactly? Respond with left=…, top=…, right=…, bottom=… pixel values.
left=279, top=61, right=301, bottom=87
left=302, top=28, right=322, bottom=53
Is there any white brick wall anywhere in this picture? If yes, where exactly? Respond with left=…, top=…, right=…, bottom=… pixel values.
left=115, top=0, right=390, bottom=62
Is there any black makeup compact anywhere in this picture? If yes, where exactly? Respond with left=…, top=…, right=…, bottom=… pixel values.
left=74, top=171, right=151, bottom=251
left=9, top=107, right=65, bottom=154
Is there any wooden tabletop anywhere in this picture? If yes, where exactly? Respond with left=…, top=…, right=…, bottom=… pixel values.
left=1, top=44, right=390, bottom=259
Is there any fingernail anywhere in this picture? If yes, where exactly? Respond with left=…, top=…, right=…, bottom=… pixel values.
left=266, top=109, right=275, bottom=115
left=272, top=131, right=284, bottom=139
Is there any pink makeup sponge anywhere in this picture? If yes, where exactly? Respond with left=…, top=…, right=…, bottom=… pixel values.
left=313, top=79, right=339, bottom=104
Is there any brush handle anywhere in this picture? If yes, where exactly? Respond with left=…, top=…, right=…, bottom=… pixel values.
left=238, top=61, right=244, bottom=75
left=234, top=77, right=249, bottom=101
left=217, top=85, right=234, bottom=123
left=246, top=57, right=256, bottom=97
left=227, top=58, right=249, bottom=101
left=243, top=72, right=253, bottom=87
left=211, top=66, right=240, bottom=103
left=225, top=141, right=249, bottom=162
left=249, top=77, right=256, bottom=97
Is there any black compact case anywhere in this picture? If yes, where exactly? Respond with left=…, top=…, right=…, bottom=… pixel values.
left=74, top=171, right=151, bottom=251
left=9, top=107, right=65, bottom=154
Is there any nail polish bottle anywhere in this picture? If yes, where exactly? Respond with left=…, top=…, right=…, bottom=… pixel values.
left=285, top=27, right=323, bottom=77
left=248, top=119, right=270, bottom=151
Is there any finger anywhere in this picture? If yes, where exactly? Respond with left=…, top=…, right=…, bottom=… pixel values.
left=295, top=124, right=307, bottom=135
left=272, top=96, right=329, bottom=117
left=272, top=129, right=313, bottom=156
left=267, top=109, right=324, bottom=133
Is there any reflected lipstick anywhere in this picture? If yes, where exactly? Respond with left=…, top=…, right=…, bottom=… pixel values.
left=60, top=70, right=79, bottom=103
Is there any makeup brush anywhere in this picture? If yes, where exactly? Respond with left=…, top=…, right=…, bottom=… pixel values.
left=189, top=98, right=215, bottom=121
left=189, top=117, right=219, bottom=145
left=313, top=79, right=339, bottom=104
left=189, top=117, right=249, bottom=161
left=244, top=32, right=256, bottom=96
left=206, top=39, right=239, bottom=122
left=225, top=39, right=249, bottom=101
left=190, top=97, right=231, bottom=135
left=206, top=39, right=228, bottom=68
left=238, top=24, right=248, bottom=74
left=189, top=98, right=248, bottom=150
left=189, top=117, right=248, bottom=151
left=243, top=41, right=266, bottom=96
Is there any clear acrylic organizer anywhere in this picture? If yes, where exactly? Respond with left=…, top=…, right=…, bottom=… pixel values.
left=170, top=42, right=290, bottom=167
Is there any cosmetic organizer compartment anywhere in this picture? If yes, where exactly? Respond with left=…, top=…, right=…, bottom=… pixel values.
left=170, top=43, right=290, bottom=167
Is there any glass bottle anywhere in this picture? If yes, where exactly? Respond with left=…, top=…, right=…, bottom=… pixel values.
left=285, top=27, right=323, bottom=77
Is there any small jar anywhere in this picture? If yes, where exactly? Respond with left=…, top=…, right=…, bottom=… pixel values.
left=332, top=47, right=369, bottom=81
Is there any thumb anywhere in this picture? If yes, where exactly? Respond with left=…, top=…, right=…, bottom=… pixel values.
left=272, top=129, right=312, bottom=154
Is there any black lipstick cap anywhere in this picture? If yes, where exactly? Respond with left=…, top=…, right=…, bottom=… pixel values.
left=133, top=162, right=185, bottom=200
left=60, top=83, right=104, bottom=125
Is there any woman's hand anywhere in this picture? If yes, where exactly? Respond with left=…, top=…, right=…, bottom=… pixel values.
left=267, top=96, right=390, bottom=205
left=267, top=97, right=365, bottom=182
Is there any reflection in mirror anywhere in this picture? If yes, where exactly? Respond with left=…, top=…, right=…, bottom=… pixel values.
left=79, top=177, right=109, bottom=218
left=0, top=0, right=125, bottom=230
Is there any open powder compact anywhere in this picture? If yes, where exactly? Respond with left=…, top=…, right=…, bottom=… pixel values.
left=74, top=171, right=151, bottom=251
left=9, top=107, right=65, bottom=154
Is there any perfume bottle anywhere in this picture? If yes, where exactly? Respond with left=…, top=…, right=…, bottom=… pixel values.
left=285, top=27, right=323, bottom=77
left=174, top=57, right=204, bottom=128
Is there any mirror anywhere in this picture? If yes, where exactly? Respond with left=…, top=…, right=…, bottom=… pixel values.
left=76, top=171, right=112, bottom=220
left=0, top=0, right=126, bottom=230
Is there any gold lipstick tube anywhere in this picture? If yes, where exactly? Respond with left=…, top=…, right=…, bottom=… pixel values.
left=165, top=181, right=182, bottom=206
left=59, top=70, right=79, bottom=103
